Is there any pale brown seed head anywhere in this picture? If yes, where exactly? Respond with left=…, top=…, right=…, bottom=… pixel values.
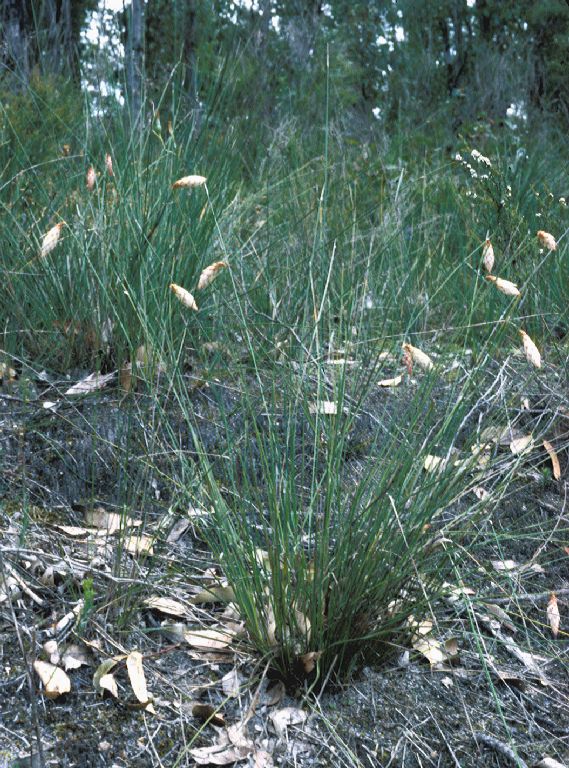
left=485, top=275, right=520, bottom=297
left=105, top=153, right=114, bottom=176
left=172, top=174, right=207, bottom=190
left=482, top=238, right=494, bottom=273
left=402, top=342, right=434, bottom=371
left=519, top=329, right=541, bottom=368
left=170, top=283, right=198, bottom=311
left=86, top=166, right=96, bottom=191
left=547, top=592, right=560, bottom=637
left=40, top=222, right=65, bottom=257
left=537, top=230, right=557, bottom=251
left=197, top=261, right=227, bottom=290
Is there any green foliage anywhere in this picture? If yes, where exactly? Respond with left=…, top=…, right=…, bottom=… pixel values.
left=1, top=1, right=568, bottom=687
left=0, top=73, right=81, bottom=173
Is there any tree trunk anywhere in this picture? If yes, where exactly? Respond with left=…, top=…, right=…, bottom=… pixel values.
left=1, top=0, right=30, bottom=81
left=61, top=0, right=77, bottom=79
left=127, top=0, right=145, bottom=125
left=183, top=0, right=198, bottom=106
left=43, top=0, right=60, bottom=74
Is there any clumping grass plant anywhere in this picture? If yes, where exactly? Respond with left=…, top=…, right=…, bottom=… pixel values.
left=1, top=76, right=566, bottom=686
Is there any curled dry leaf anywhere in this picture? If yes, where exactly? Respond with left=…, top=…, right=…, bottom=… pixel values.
left=547, top=593, right=560, bottom=638
left=143, top=596, right=190, bottom=619
left=43, top=639, right=60, bottom=665
left=543, top=440, right=561, bottom=480
left=61, top=644, right=90, bottom=671
left=482, top=238, right=495, bottom=273
left=54, top=524, right=91, bottom=537
left=85, top=507, right=141, bottom=534
left=263, top=680, right=285, bottom=707
left=86, top=166, right=96, bottom=190
left=40, top=222, right=65, bottom=258
left=126, top=651, right=155, bottom=712
left=408, top=616, right=433, bottom=636
left=124, top=532, right=155, bottom=556
left=65, top=370, right=116, bottom=396
left=519, top=329, right=541, bottom=368
left=309, top=400, right=337, bottom=415
left=188, top=504, right=212, bottom=519
left=299, top=650, right=322, bottom=674
left=34, top=660, right=71, bottom=699
left=93, top=658, right=120, bottom=697
left=221, top=667, right=241, bottom=698
left=184, top=628, right=234, bottom=651
left=53, top=601, right=84, bottom=636
left=253, top=751, right=274, bottom=768
left=189, top=744, right=249, bottom=765
left=270, top=707, right=308, bottom=740
left=378, top=374, right=403, bottom=387
left=227, top=721, right=254, bottom=750
left=510, top=434, right=533, bottom=455
left=485, top=275, right=520, bottom=297
left=424, top=454, right=444, bottom=472
left=402, top=343, right=434, bottom=371
left=485, top=604, right=517, bottom=633
left=170, top=283, right=198, bottom=311
left=536, top=758, right=566, bottom=768
left=172, top=174, right=207, bottom=189
left=99, top=674, right=119, bottom=698
left=198, top=261, right=227, bottom=290
left=537, top=230, right=557, bottom=251
left=0, top=576, right=20, bottom=604
left=444, top=583, right=476, bottom=602
left=412, top=637, right=447, bottom=666
left=492, top=559, right=518, bottom=572
left=444, top=637, right=459, bottom=660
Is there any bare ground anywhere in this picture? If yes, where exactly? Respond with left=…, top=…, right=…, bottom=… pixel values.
left=1, top=359, right=568, bottom=768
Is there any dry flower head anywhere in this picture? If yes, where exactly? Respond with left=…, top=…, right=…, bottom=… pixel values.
left=172, top=175, right=207, bottom=189
left=170, top=283, right=198, bottom=311
left=402, top=343, right=434, bottom=371
left=519, top=329, right=541, bottom=368
left=482, top=238, right=494, bottom=273
left=40, top=222, right=65, bottom=258
left=537, top=230, right=557, bottom=251
left=197, top=261, right=227, bottom=290
left=86, top=166, right=96, bottom=191
left=485, top=275, right=520, bottom=297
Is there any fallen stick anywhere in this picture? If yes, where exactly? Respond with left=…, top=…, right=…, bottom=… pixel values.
left=473, top=732, right=529, bottom=768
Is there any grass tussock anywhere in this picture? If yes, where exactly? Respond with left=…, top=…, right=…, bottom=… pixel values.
left=1, top=78, right=568, bottom=691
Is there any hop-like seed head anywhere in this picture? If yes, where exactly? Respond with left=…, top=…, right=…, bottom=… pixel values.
left=170, top=283, right=198, bottom=311
left=402, top=342, right=434, bottom=371
left=40, top=222, right=65, bottom=257
left=485, top=275, right=520, bottom=297
left=537, top=230, right=557, bottom=251
left=482, top=238, right=494, bottom=273
left=197, top=261, right=227, bottom=290
left=86, top=166, right=96, bottom=191
left=519, top=329, right=541, bottom=368
left=172, top=175, right=207, bottom=190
